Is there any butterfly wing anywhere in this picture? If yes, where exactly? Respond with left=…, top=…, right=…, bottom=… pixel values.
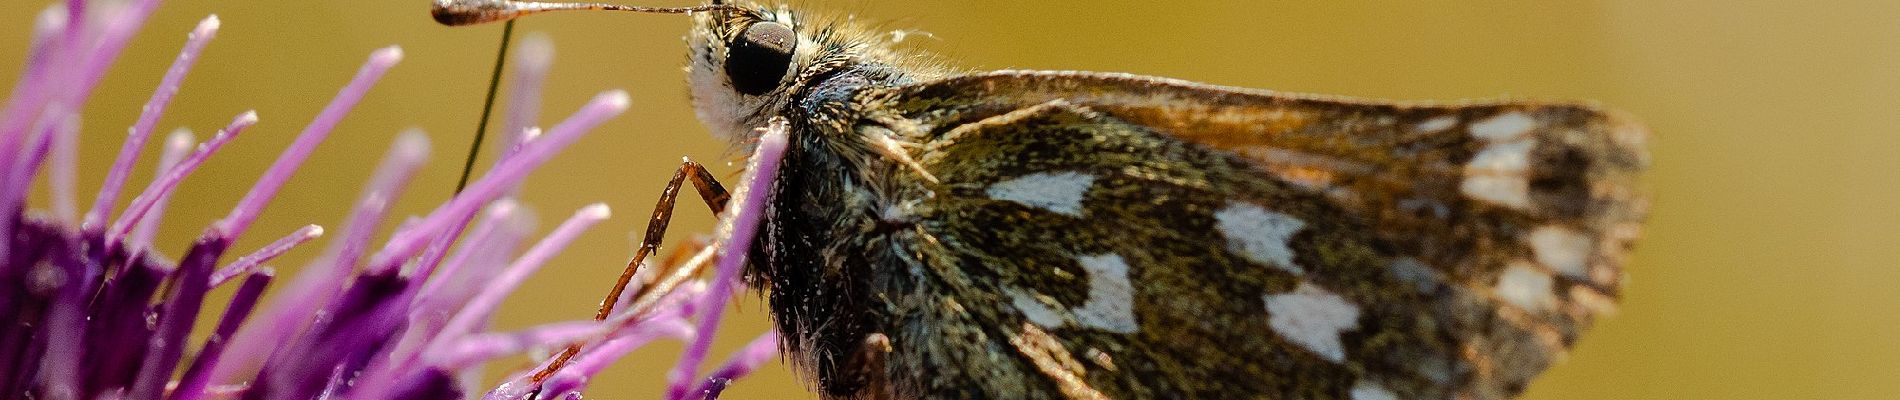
left=852, top=71, right=1648, bottom=399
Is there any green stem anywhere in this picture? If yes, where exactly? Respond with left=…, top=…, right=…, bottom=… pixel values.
left=455, top=20, right=517, bottom=194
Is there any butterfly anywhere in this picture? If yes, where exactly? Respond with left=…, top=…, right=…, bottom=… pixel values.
left=436, top=1, right=1650, bottom=399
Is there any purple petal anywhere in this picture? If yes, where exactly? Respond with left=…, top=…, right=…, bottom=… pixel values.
left=597, top=243, right=715, bottom=336
left=410, top=207, right=531, bottom=353
left=0, top=103, right=63, bottom=261
left=434, top=320, right=606, bottom=369
left=213, top=46, right=402, bottom=241
left=85, top=15, right=219, bottom=233
left=47, top=112, right=77, bottom=225
left=358, top=129, right=434, bottom=276
left=253, top=273, right=410, bottom=399
left=534, top=317, right=697, bottom=398
left=665, top=118, right=790, bottom=400
left=107, top=111, right=256, bottom=249
left=687, top=331, right=781, bottom=399
left=0, top=6, right=65, bottom=131
left=407, top=210, right=480, bottom=299
left=211, top=126, right=427, bottom=384
left=172, top=268, right=274, bottom=400
left=69, top=0, right=164, bottom=107
left=371, top=90, right=627, bottom=271
left=0, top=7, right=67, bottom=175
left=360, top=205, right=606, bottom=400
left=0, top=222, right=59, bottom=384
left=372, top=201, right=533, bottom=395
left=125, top=234, right=232, bottom=399
left=385, top=369, right=464, bottom=400
left=80, top=255, right=166, bottom=387
left=413, top=200, right=528, bottom=322
left=0, top=6, right=72, bottom=177
left=0, top=7, right=801, bottom=397
left=480, top=380, right=538, bottom=400
left=209, top=224, right=322, bottom=287
left=124, top=128, right=191, bottom=250
left=2, top=105, right=63, bottom=218
left=501, top=127, right=539, bottom=162
left=0, top=6, right=61, bottom=261
left=29, top=222, right=87, bottom=399
left=425, top=204, right=612, bottom=360
left=502, top=32, right=553, bottom=161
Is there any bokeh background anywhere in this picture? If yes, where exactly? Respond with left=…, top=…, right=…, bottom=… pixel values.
left=4, top=1, right=1895, bottom=398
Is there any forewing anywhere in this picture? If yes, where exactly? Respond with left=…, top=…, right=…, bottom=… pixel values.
left=865, top=71, right=1648, bottom=399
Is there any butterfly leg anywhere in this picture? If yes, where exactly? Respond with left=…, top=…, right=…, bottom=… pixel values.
left=530, top=158, right=730, bottom=384
left=596, top=158, right=730, bottom=321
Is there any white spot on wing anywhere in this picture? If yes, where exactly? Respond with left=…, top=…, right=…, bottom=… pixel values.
left=987, top=171, right=1095, bottom=217
left=1350, top=380, right=1399, bottom=400
left=1072, top=253, right=1139, bottom=333
left=1264, top=283, right=1361, bottom=363
left=1529, top=225, right=1593, bottom=278
left=1495, top=262, right=1557, bottom=312
left=1468, top=111, right=1536, bottom=141
left=1460, top=139, right=1537, bottom=210
left=1460, top=175, right=1532, bottom=209
left=1010, top=290, right=1066, bottom=329
left=1414, top=115, right=1459, bottom=133
left=1215, top=202, right=1308, bottom=274
left=1465, top=139, right=1535, bottom=174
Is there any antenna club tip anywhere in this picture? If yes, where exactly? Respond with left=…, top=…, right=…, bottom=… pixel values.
left=432, top=0, right=508, bottom=26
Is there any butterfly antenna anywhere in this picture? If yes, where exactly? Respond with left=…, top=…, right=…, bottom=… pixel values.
left=432, top=0, right=741, bottom=26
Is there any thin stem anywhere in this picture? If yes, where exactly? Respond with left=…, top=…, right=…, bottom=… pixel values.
left=456, top=19, right=515, bottom=194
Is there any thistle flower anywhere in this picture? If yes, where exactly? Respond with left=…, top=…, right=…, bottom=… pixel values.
left=1, top=1, right=781, bottom=399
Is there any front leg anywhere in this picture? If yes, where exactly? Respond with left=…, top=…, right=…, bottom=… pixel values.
left=531, top=158, right=729, bottom=384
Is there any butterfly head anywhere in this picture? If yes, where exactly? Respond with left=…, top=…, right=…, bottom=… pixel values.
left=429, top=0, right=940, bottom=142
left=685, top=2, right=947, bottom=142
left=685, top=3, right=808, bottom=140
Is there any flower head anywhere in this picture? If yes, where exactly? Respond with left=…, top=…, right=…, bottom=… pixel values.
left=2, top=1, right=778, bottom=398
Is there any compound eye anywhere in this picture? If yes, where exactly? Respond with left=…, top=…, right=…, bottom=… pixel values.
left=725, top=21, right=796, bottom=96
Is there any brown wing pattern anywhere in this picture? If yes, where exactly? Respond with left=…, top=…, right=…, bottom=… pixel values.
left=855, top=71, right=1648, bottom=399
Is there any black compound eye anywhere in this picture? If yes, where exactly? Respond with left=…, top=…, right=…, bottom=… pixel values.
left=725, top=21, right=796, bottom=96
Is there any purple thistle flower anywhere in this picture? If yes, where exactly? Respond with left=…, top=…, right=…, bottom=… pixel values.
left=3, top=1, right=781, bottom=399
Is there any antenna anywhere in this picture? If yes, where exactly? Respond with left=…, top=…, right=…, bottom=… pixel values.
left=432, top=0, right=740, bottom=26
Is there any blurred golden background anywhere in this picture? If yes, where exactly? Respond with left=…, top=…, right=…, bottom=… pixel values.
left=4, top=0, right=1896, bottom=398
